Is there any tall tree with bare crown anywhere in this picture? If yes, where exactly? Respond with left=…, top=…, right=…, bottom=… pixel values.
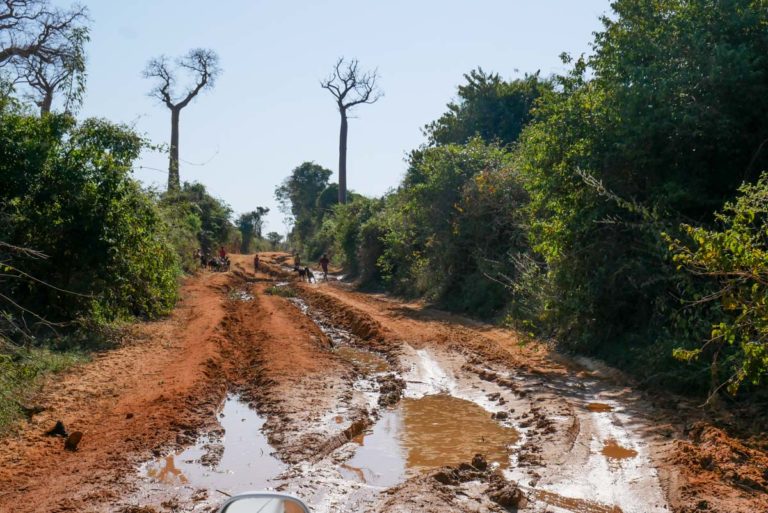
left=143, top=48, right=221, bottom=192
left=321, top=57, right=382, bottom=204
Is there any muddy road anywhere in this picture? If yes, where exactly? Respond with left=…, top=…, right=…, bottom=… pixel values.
left=0, top=253, right=766, bottom=513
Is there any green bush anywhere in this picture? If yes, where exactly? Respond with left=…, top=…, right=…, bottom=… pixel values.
left=158, top=197, right=203, bottom=272
left=0, top=113, right=180, bottom=326
left=666, top=173, right=768, bottom=396
left=376, top=140, right=519, bottom=306
left=315, top=197, right=383, bottom=279
left=424, top=69, right=550, bottom=146
left=161, top=182, right=235, bottom=258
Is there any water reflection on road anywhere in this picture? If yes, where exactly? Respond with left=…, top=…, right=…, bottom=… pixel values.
left=339, top=394, right=518, bottom=487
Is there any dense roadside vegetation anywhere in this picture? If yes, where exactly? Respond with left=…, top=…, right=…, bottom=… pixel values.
left=0, top=1, right=273, bottom=431
left=280, top=0, right=768, bottom=404
left=0, top=105, right=243, bottom=429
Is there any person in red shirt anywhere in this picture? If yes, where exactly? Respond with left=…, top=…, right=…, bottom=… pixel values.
left=219, top=246, right=226, bottom=259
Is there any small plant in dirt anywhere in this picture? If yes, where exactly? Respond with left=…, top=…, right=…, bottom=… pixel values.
left=265, top=286, right=295, bottom=298
left=0, top=346, right=86, bottom=433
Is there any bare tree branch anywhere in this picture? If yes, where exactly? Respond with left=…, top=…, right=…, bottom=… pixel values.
left=143, top=48, right=220, bottom=111
left=12, top=23, right=88, bottom=115
left=0, top=0, right=88, bottom=67
left=320, top=56, right=382, bottom=112
left=143, top=55, right=174, bottom=108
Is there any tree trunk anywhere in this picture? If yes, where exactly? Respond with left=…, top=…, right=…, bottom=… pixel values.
left=708, top=346, right=722, bottom=408
left=168, top=107, right=181, bottom=192
left=338, top=110, right=348, bottom=204
left=39, top=90, right=53, bottom=116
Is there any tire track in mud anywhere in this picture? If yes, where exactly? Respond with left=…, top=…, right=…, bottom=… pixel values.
left=121, top=267, right=373, bottom=511
left=220, top=281, right=360, bottom=465
left=274, top=262, right=673, bottom=513
left=275, top=287, right=564, bottom=511
left=13, top=253, right=760, bottom=513
left=131, top=257, right=766, bottom=513
left=0, top=272, right=234, bottom=513
left=110, top=258, right=674, bottom=513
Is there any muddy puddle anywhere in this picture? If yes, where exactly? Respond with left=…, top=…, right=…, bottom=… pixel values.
left=141, top=396, right=284, bottom=495
left=601, top=440, right=638, bottom=460
left=586, top=402, right=614, bottom=413
left=131, top=344, right=669, bottom=513
left=334, top=346, right=389, bottom=374
left=339, top=394, right=518, bottom=487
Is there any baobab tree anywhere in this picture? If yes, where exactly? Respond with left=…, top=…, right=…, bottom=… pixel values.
left=143, top=48, right=221, bottom=192
left=14, top=25, right=88, bottom=115
left=321, top=57, right=382, bottom=204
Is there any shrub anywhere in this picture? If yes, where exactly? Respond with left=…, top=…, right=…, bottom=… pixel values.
left=0, top=114, right=180, bottom=327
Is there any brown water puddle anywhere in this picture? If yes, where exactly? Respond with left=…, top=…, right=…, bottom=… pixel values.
left=601, top=439, right=638, bottom=460
left=586, top=403, right=614, bottom=413
left=334, top=346, right=389, bottom=373
left=339, top=394, right=518, bottom=487
left=147, top=455, right=190, bottom=485
left=142, top=396, right=285, bottom=494
left=531, top=489, right=623, bottom=513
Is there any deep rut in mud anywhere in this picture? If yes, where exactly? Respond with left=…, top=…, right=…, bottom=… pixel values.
left=3, top=253, right=766, bottom=513
left=121, top=256, right=672, bottom=513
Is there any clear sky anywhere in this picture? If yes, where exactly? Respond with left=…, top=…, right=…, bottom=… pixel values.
left=77, top=0, right=611, bottom=234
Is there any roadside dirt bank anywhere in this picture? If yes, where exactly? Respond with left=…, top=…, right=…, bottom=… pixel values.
left=0, top=252, right=765, bottom=513
left=0, top=270, right=231, bottom=512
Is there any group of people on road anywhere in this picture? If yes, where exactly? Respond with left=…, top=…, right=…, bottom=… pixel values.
left=251, top=251, right=331, bottom=281
left=195, top=246, right=230, bottom=271
left=195, top=247, right=331, bottom=280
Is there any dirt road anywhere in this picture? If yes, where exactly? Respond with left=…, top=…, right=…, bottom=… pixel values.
left=0, top=253, right=765, bottom=513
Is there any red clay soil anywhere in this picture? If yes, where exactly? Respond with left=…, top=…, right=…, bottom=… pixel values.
left=0, top=252, right=766, bottom=513
left=0, top=255, right=363, bottom=512
left=219, top=257, right=357, bottom=464
left=0, top=271, right=231, bottom=513
left=271, top=254, right=768, bottom=513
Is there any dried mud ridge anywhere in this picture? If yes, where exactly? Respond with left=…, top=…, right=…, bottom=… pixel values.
left=0, top=253, right=765, bottom=513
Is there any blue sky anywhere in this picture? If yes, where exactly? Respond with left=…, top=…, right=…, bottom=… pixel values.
left=78, top=0, right=611, bottom=234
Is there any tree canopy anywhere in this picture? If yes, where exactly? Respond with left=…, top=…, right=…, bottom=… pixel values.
left=424, top=69, right=550, bottom=146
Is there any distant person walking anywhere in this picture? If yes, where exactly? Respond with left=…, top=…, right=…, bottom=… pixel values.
left=253, top=253, right=260, bottom=272
left=319, top=254, right=330, bottom=281
left=219, top=246, right=227, bottom=259
left=294, top=253, right=301, bottom=268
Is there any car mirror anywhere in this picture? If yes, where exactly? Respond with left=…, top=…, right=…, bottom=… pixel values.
left=218, top=492, right=310, bottom=513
